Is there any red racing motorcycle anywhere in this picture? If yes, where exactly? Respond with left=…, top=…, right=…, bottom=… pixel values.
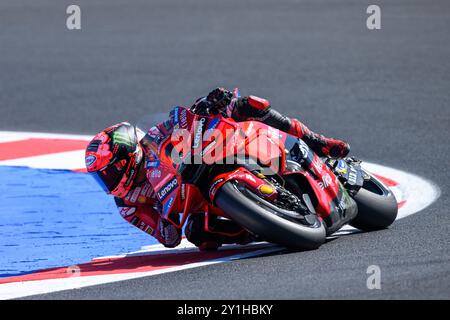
left=143, top=95, right=398, bottom=250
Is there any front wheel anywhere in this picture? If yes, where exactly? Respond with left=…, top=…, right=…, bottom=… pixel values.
left=214, top=181, right=326, bottom=250
left=349, top=172, right=398, bottom=231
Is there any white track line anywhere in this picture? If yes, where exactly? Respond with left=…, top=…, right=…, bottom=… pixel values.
left=0, top=150, right=86, bottom=170
left=0, top=243, right=282, bottom=300
left=0, top=131, right=91, bottom=170
left=333, top=162, right=440, bottom=236
left=0, top=131, right=92, bottom=141
left=362, top=162, right=440, bottom=219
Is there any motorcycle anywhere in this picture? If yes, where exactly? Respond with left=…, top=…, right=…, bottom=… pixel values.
left=142, top=92, right=398, bottom=250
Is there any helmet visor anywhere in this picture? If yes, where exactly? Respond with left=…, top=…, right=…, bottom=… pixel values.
left=90, top=162, right=127, bottom=194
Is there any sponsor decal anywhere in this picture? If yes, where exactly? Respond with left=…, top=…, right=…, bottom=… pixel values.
left=141, top=183, right=150, bottom=195
left=138, top=221, right=147, bottom=230
left=298, top=140, right=310, bottom=159
left=312, top=157, right=323, bottom=173
left=147, top=126, right=161, bottom=138
left=130, top=216, right=140, bottom=226
left=203, top=118, right=220, bottom=140
left=144, top=225, right=154, bottom=235
left=180, top=183, right=186, bottom=201
left=150, top=169, right=161, bottom=178
left=118, top=206, right=136, bottom=218
left=337, top=160, right=346, bottom=170
left=123, top=167, right=136, bottom=188
left=172, top=107, right=180, bottom=125
left=348, top=167, right=358, bottom=185
left=192, top=118, right=206, bottom=149
left=85, top=155, right=97, bottom=167
left=146, top=127, right=163, bottom=145
left=129, top=187, right=141, bottom=203
left=151, top=135, right=163, bottom=145
left=145, top=185, right=154, bottom=197
left=145, top=148, right=158, bottom=161
left=145, top=160, right=160, bottom=168
left=154, top=174, right=174, bottom=189
left=179, top=108, right=188, bottom=128
left=163, top=193, right=176, bottom=216
left=171, top=106, right=188, bottom=130
left=336, top=160, right=348, bottom=174
left=125, top=189, right=132, bottom=202
left=157, top=177, right=179, bottom=202
left=112, top=132, right=132, bottom=147
left=318, top=173, right=333, bottom=190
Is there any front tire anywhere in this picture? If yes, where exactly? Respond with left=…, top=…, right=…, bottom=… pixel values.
left=350, top=173, right=398, bottom=231
left=215, top=181, right=326, bottom=250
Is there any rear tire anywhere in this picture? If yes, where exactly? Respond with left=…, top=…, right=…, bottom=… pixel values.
left=215, top=181, right=326, bottom=250
left=350, top=173, right=398, bottom=231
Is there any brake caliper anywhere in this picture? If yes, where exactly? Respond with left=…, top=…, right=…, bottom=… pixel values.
left=267, top=177, right=309, bottom=214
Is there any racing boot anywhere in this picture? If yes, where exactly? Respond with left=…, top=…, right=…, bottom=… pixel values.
left=198, top=241, right=221, bottom=252
left=288, top=118, right=350, bottom=158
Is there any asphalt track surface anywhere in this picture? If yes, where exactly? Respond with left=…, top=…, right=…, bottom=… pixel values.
left=1, top=0, right=449, bottom=299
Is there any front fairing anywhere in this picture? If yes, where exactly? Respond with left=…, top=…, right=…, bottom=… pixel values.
left=237, top=121, right=288, bottom=175
left=283, top=134, right=356, bottom=230
left=236, top=123, right=356, bottom=227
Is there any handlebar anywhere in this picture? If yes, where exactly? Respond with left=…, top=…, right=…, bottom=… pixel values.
left=190, top=98, right=228, bottom=117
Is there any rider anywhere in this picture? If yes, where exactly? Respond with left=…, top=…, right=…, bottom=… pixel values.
left=85, top=88, right=350, bottom=250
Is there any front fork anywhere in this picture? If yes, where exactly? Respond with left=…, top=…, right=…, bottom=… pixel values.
left=284, top=137, right=362, bottom=233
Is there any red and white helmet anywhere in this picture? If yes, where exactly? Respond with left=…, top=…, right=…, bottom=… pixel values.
left=85, top=122, right=144, bottom=197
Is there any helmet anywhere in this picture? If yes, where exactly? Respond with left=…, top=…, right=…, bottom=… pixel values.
left=85, top=122, right=143, bottom=197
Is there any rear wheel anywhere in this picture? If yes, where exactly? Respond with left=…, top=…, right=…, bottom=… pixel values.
left=350, top=172, right=398, bottom=231
left=214, top=181, right=326, bottom=250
